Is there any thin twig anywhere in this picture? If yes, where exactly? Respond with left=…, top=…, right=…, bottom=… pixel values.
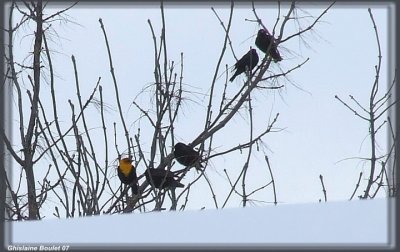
left=99, top=18, right=131, bottom=157
left=334, top=95, right=369, bottom=121
left=319, top=174, right=327, bottom=202
left=349, top=172, right=362, bottom=200
left=265, top=155, right=277, bottom=205
left=280, top=1, right=336, bottom=44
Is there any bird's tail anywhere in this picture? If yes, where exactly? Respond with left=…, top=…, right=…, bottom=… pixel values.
left=172, top=181, right=185, bottom=188
left=130, top=182, right=139, bottom=195
left=195, top=162, right=204, bottom=173
left=229, top=74, right=237, bottom=82
left=271, top=49, right=282, bottom=62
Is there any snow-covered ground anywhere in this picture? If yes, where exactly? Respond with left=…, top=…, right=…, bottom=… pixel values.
left=9, top=198, right=391, bottom=248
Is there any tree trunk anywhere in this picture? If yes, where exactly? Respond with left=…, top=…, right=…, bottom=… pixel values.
left=23, top=0, right=43, bottom=220
left=24, top=158, right=39, bottom=220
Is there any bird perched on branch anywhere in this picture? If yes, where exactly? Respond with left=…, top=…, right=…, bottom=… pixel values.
left=145, top=168, right=184, bottom=190
left=255, top=29, right=282, bottom=62
left=174, top=142, right=203, bottom=171
left=230, top=48, right=259, bottom=82
left=118, top=158, right=138, bottom=194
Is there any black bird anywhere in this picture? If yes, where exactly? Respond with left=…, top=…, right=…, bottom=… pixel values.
left=174, top=142, right=202, bottom=170
left=118, top=158, right=138, bottom=194
left=230, top=48, right=259, bottom=82
left=145, top=168, right=184, bottom=190
left=255, top=29, right=282, bottom=62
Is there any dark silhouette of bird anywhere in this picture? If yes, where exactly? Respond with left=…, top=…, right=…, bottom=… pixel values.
left=145, top=168, right=184, bottom=190
left=118, top=158, right=138, bottom=194
left=230, top=48, right=259, bottom=82
left=255, top=29, right=282, bottom=62
left=174, top=142, right=202, bottom=171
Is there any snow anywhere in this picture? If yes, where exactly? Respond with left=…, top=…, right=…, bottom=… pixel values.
left=9, top=198, right=390, bottom=247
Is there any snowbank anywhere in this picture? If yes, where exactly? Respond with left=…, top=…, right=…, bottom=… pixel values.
left=10, top=198, right=390, bottom=247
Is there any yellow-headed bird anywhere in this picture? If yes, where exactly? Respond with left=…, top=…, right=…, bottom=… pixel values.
left=118, top=158, right=138, bottom=194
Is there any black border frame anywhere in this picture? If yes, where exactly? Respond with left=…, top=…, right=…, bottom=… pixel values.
left=1, top=0, right=398, bottom=251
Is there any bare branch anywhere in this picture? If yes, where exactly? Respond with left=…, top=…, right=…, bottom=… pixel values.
left=334, top=95, right=369, bottom=121
left=319, top=174, right=327, bottom=202
left=349, top=172, right=363, bottom=200
left=205, top=0, right=235, bottom=131
left=43, top=1, right=78, bottom=22
left=265, top=155, right=277, bottom=205
left=99, top=18, right=131, bottom=157
left=280, top=1, right=336, bottom=44
left=349, top=95, right=368, bottom=114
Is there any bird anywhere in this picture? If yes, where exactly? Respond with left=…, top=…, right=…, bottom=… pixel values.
left=174, top=142, right=203, bottom=170
left=144, top=168, right=184, bottom=190
left=255, top=29, right=282, bottom=62
left=117, top=158, right=138, bottom=194
left=230, top=48, right=259, bottom=82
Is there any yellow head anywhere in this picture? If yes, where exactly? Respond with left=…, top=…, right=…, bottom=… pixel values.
left=119, top=158, right=134, bottom=177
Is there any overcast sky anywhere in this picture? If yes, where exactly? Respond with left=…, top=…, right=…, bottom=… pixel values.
left=8, top=2, right=393, bottom=217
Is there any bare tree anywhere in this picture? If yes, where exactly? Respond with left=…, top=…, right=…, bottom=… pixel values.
left=2, top=0, right=83, bottom=220
left=3, top=0, right=46, bottom=219
left=335, top=8, right=397, bottom=200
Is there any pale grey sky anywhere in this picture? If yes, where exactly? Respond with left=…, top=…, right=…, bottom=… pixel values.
left=8, top=2, right=393, bottom=217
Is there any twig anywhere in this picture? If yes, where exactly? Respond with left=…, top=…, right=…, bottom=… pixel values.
left=349, top=95, right=368, bottom=114
left=319, top=174, right=327, bottom=202
left=260, top=58, right=309, bottom=81
left=207, top=113, right=280, bottom=160
left=334, top=95, right=369, bottom=121
left=97, top=85, right=112, bottom=200
left=71, top=55, right=100, bottom=211
left=223, top=169, right=238, bottom=194
left=43, top=1, right=78, bottom=22
left=363, top=8, right=382, bottom=199
left=265, top=156, right=277, bottom=205
left=349, top=172, right=362, bottom=200
left=280, top=1, right=336, bottom=44
left=203, top=173, right=218, bottom=209
left=205, top=0, right=235, bottom=131
left=211, top=5, right=237, bottom=61
left=247, top=182, right=273, bottom=197
left=99, top=18, right=131, bottom=157
left=241, top=93, right=254, bottom=207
